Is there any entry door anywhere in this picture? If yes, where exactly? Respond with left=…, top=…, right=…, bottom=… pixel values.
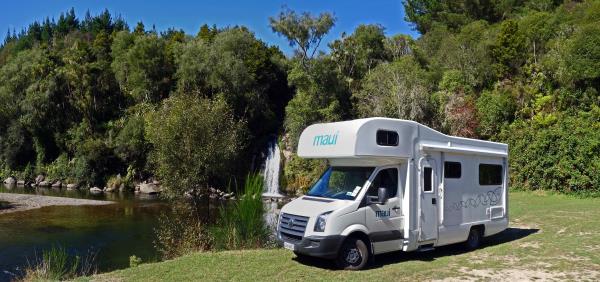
left=419, top=157, right=439, bottom=242
left=365, top=166, right=403, bottom=254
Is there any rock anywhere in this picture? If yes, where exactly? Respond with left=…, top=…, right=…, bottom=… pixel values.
left=51, top=181, right=62, bottom=188
left=38, top=180, right=50, bottom=187
left=139, top=183, right=160, bottom=194
left=90, top=187, right=103, bottom=193
left=3, top=177, right=16, bottom=185
left=224, top=192, right=234, bottom=198
left=119, top=183, right=126, bottom=192
left=209, top=187, right=217, bottom=194
left=152, top=180, right=160, bottom=185
left=35, top=175, right=44, bottom=185
left=135, top=184, right=140, bottom=191
left=105, top=186, right=115, bottom=192
left=66, top=183, right=79, bottom=190
left=229, top=196, right=236, bottom=200
left=16, top=180, right=26, bottom=186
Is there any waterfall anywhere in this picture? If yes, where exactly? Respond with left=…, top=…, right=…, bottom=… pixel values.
left=262, top=140, right=283, bottom=197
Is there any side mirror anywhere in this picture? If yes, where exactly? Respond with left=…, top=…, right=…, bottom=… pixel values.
left=378, top=187, right=388, bottom=204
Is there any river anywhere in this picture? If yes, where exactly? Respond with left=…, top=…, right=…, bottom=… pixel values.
left=0, top=185, right=167, bottom=281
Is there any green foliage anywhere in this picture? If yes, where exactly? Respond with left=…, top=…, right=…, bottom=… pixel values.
left=129, top=255, right=142, bottom=268
left=213, top=174, right=269, bottom=249
left=145, top=94, right=246, bottom=198
left=270, top=8, right=335, bottom=68
left=354, top=56, right=434, bottom=124
left=491, top=20, right=526, bottom=78
left=282, top=155, right=326, bottom=195
left=476, top=87, right=517, bottom=138
left=502, top=107, right=600, bottom=193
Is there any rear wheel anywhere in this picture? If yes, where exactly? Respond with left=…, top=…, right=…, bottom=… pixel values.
left=465, top=227, right=482, bottom=250
left=336, top=237, right=369, bottom=270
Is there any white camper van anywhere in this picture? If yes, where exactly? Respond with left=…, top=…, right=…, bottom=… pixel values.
left=277, top=118, right=508, bottom=269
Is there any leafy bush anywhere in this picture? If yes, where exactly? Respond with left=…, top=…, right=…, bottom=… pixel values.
left=501, top=106, right=600, bottom=195
left=129, top=255, right=142, bottom=268
left=213, top=174, right=269, bottom=249
left=146, top=94, right=246, bottom=198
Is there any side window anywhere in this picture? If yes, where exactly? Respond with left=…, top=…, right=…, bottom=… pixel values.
left=423, top=167, right=432, bottom=192
left=367, top=168, right=398, bottom=198
left=444, top=161, right=461, bottom=179
left=479, top=164, right=503, bottom=185
left=376, top=130, right=399, bottom=146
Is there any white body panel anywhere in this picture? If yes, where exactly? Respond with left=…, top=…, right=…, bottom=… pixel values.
left=280, top=118, right=509, bottom=257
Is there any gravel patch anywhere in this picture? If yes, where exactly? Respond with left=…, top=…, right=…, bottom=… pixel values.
left=0, top=193, right=114, bottom=214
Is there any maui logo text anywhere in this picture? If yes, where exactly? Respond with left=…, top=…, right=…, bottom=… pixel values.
left=375, top=209, right=391, bottom=218
left=313, top=131, right=339, bottom=146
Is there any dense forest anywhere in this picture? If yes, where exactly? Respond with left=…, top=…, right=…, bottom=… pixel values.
left=0, top=0, right=599, bottom=198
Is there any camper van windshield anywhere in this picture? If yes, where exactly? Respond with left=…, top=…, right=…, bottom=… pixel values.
left=307, top=166, right=375, bottom=200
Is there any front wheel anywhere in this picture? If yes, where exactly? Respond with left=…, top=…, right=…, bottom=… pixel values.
left=336, top=237, right=369, bottom=270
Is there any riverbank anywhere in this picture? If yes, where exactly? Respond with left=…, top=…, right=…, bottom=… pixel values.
left=0, top=193, right=114, bottom=214
left=79, top=191, right=600, bottom=281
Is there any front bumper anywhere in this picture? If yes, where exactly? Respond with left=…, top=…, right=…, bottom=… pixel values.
left=278, top=233, right=345, bottom=259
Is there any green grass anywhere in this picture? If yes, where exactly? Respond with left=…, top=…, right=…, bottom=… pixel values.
left=79, top=191, right=600, bottom=281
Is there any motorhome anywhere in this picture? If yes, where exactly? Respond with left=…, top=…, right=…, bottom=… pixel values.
left=277, top=118, right=509, bottom=270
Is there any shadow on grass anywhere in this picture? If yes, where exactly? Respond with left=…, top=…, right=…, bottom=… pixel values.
left=292, top=227, right=540, bottom=270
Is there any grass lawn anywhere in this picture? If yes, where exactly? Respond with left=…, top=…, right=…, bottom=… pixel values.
left=81, top=191, right=600, bottom=281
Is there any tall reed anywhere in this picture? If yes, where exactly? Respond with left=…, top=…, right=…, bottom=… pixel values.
left=215, top=173, right=268, bottom=249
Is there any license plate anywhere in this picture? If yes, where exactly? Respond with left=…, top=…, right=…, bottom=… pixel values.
left=284, top=242, right=295, bottom=251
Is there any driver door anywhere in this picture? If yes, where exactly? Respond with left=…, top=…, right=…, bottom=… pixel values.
left=365, top=166, right=403, bottom=254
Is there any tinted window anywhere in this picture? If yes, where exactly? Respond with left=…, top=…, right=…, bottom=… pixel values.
left=367, top=168, right=398, bottom=198
left=479, top=164, right=503, bottom=185
left=376, top=130, right=399, bottom=146
left=423, top=167, right=432, bottom=192
left=444, top=161, right=462, bottom=179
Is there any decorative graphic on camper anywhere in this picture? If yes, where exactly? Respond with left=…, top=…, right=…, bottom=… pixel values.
left=312, top=131, right=339, bottom=146
left=446, top=188, right=502, bottom=211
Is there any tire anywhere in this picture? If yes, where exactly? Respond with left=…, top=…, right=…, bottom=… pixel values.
left=464, top=227, right=482, bottom=250
left=336, top=237, right=369, bottom=270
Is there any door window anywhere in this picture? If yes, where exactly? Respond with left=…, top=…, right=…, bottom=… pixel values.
left=423, top=167, right=433, bottom=192
left=367, top=168, right=398, bottom=198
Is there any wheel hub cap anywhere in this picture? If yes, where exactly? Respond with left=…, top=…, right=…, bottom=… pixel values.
left=346, top=248, right=360, bottom=264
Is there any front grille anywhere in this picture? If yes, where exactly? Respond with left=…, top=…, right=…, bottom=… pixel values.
left=279, top=213, right=309, bottom=242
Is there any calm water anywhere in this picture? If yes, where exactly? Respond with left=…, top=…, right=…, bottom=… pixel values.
left=0, top=185, right=167, bottom=281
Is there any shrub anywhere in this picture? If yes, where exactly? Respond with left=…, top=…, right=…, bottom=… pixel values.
left=501, top=106, right=600, bottom=195
left=213, top=174, right=269, bottom=249
left=146, top=94, right=246, bottom=199
left=129, top=255, right=142, bottom=268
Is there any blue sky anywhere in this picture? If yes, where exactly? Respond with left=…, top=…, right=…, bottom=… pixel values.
left=1, top=0, right=419, bottom=55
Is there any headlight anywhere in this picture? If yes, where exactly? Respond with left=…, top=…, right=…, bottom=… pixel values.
left=314, top=211, right=332, bottom=232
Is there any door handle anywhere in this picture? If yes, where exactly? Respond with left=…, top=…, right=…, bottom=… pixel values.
left=392, top=206, right=400, bottom=211
left=432, top=198, right=437, bottom=205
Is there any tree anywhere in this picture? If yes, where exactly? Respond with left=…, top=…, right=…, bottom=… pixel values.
left=112, top=31, right=175, bottom=104
left=353, top=56, right=433, bottom=125
left=491, top=20, right=526, bottom=79
left=270, top=8, right=335, bottom=69
left=329, top=24, right=387, bottom=85
left=145, top=94, right=246, bottom=199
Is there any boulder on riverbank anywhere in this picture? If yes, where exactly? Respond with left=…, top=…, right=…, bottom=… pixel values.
left=140, top=183, right=160, bottom=194
left=16, top=180, right=26, bottom=186
left=3, top=177, right=16, bottom=185
left=66, top=183, right=79, bottom=190
left=51, top=181, right=62, bottom=188
left=38, top=181, right=50, bottom=187
left=35, top=175, right=44, bottom=185
left=90, top=187, right=103, bottom=194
